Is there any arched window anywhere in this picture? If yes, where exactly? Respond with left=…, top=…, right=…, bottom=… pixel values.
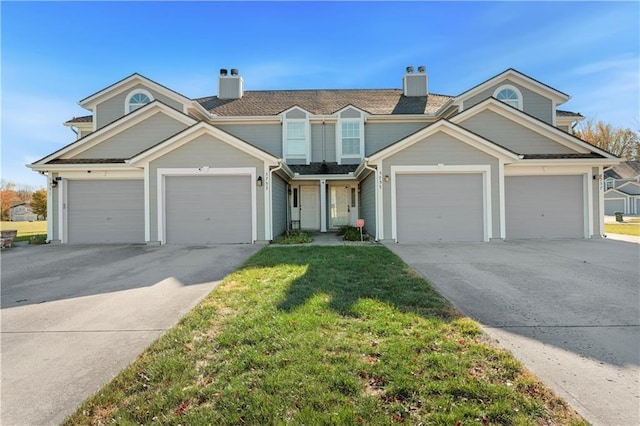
left=494, top=85, right=523, bottom=110
left=125, top=89, right=153, bottom=113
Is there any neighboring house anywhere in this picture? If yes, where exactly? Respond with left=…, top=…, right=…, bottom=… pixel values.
left=603, top=161, right=640, bottom=215
left=29, top=67, right=619, bottom=244
left=9, top=203, right=39, bottom=222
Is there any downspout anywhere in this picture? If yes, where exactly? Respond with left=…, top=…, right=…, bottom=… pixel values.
left=269, top=161, right=285, bottom=239
left=322, top=117, right=326, bottom=163
left=362, top=160, right=379, bottom=241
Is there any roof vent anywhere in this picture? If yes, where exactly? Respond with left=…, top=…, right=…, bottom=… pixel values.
left=403, top=66, right=428, bottom=97
left=218, top=67, right=243, bottom=99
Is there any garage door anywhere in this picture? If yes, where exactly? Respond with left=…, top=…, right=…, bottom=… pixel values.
left=605, top=199, right=625, bottom=215
left=165, top=175, right=252, bottom=244
left=505, top=175, right=584, bottom=239
left=67, top=180, right=144, bottom=243
left=396, top=174, right=484, bottom=242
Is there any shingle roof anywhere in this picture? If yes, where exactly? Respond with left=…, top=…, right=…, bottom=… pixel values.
left=522, top=153, right=605, bottom=159
left=604, top=160, right=640, bottom=179
left=288, top=163, right=359, bottom=175
left=556, top=109, right=583, bottom=118
left=65, top=115, right=93, bottom=124
left=195, top=90, right=453, bottom=116
left=46, top=158, right=126, bottom=164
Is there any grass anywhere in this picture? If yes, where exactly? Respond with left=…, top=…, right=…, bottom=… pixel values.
left=0, top=220, right=47, bottom=241
left=272, top=230, right=313, bottom=244
left=605, top=222, right=640, bottom=236
left=64, top=246, right=584, bottom=425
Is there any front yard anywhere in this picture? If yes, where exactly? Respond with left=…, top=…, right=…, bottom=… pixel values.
left=605, top=217, right=640, bottom=236
left=0, top=220, right=47, bottom=241
left=65, top=246, right=583, bottom=425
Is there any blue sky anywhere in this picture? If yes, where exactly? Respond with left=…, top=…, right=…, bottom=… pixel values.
left=2, top=1, right=639, bottom=188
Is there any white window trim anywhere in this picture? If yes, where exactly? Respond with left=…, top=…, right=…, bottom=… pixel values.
left=336, top=118, right=365, bottom=164
left=124, top=88, right=154, bottom=114
left=493, top=84, right=523, bottom=110
left=283, top=117, right=310, bottom=163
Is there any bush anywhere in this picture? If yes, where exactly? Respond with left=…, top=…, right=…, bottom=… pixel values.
left=29, top=234, right=48, bottom=244
left=340, top=225, right=369, bottom=242
left=272, top=230, right=313, bottom=244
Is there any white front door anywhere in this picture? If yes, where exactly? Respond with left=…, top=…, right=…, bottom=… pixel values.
left=330, top=186, right=350, bottom=228
left=300, top=186, right=320, bottom=229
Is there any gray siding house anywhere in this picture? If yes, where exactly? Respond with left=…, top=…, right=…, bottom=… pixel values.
left=29, top=67, right=619, bottom=244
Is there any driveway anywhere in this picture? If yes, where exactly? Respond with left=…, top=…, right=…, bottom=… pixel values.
left=388, top=239, right=640, bottom=426
left=1, top=243, right=260, bottom=426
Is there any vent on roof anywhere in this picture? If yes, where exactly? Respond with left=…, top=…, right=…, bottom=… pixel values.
left=218, top=67, right=243, bottom=99
left=403, top=65, right=428, bottom=97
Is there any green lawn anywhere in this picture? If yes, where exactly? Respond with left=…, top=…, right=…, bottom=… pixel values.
left=605, top=222, right=640, bottom=236
left=0, top=220, right=47, bottom=241
left=64, top=246, right=583, bottom=425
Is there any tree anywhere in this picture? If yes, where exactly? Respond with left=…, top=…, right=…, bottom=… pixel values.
left=575, top=119, right=639, bottom=160
left=31, top=189, right=47, bottom=220
left=1, top=180, right=20, bottom=221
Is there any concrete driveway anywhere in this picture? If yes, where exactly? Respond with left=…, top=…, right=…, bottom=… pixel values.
left=388, top=239, right=640, bottom=426
left=1, top=243, right=260, bottom=426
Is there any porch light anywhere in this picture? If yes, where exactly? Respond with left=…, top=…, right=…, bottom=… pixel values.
left=257, top=176, right=263, bottom=186
left=384, top=175, right=390, bottom=182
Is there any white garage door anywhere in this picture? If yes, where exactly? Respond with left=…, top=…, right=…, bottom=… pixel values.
left=396, top=174, right=484, bottom=242
left=165, top=175, right=252, bottom=244
left=605, top=199, right=625, bottom=215
left=505, top=175, right=584, bottom=239
left=67, top=180, right=144, bottom=243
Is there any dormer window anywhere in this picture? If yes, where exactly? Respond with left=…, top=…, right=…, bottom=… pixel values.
left=337, top=107, right=365, bottom=164
left=125, top=89, right=153, bottom=113
left=494, top=85, right=523, bottom=110
left=282, top=107, right=310, bottom=163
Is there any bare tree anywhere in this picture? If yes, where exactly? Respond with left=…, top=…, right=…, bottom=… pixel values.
left=575, top=119, right=639, bottom=160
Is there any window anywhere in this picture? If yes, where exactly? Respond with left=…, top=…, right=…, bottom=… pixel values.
left=125, top=89, right=153, bottom=113
left=293, top=188, right=299, bottom=207
left=284, top=120, right=308, bottom=158
left=341, top=121, right=361, bottom=156
left=338, top=118, right=364, bottom=162
left=494, top=85, right=522, bottom=110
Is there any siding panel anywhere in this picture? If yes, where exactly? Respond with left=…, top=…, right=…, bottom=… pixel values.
left=96, top=83, right=184, bottom=129
left=365, top=122, right=428, bottom=155
left=271, top=173, right=288, bottom=239
left=216, top=124, right=282, bottom=157
left=75, top=113, right=189, bottom=159
left=458, top=110, right=576, bottom=154
left=359, top=172, right=376, bottom=238
left=462, top=79, right=554, bottom=124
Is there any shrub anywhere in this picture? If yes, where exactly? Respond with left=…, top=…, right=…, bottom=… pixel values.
left=341, top=225, right=369, bottom=242
left=272, top=230, right=313, bottom=244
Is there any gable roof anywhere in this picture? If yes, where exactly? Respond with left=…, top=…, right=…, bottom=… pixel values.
left=450, top=97, right=618, bottom=159
left=30, top=100, right=197, bottom=166
left=454, top=68, right=570, bottom=105
left=604, top=160, right=640, bottom=179
left=127, top=121, right=280, bottom=166
left=78, top=73, right=194, bottom=110
left=367, top=119, right=521, bottom=163
left=195, top=90, right=453, bottom=117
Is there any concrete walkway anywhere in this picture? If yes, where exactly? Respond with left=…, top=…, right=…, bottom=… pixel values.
left=1, top=244, right=259, bottom=426
left=387, top=239, right=640, bottom=426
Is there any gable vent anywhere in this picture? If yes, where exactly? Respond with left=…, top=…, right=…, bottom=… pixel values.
left=403, top=65, right=428, bottom=97
left=218, top=67, right=243, bottom=99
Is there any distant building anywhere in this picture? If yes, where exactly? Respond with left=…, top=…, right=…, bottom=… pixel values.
left=9, top=203, right=40, bottom=222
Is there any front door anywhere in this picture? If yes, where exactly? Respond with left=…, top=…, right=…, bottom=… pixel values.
left=300, top=186, right=320, bottom=229
left=330, top=186, right=350, bottom=228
